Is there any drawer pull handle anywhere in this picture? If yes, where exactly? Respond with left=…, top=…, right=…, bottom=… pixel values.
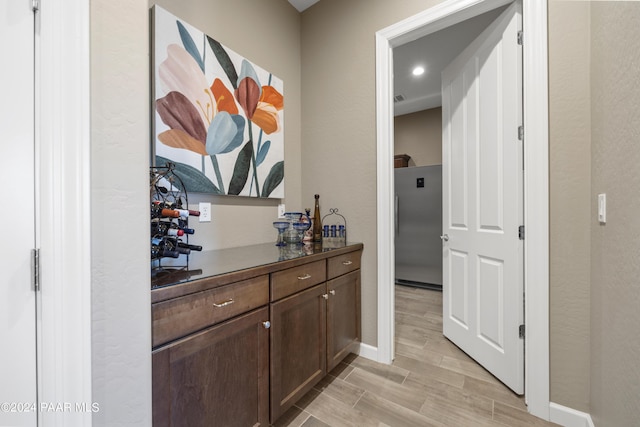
left=329, top=290, right=336, bottom=296
left=262, top=321, right=271, bottom=329
left=297, top=274, right=312, bottom=280
left=342, top=260, right=353, bottom=266
left=322, top=294, right=329, bottom=300
left=212, top=298, right=234, bottom=308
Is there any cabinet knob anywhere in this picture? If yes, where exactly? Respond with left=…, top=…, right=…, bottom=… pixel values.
left=342, top=260, right=353, bottom=266
left=329, top=290, right=336, bottom=296
left=262, top=321, right=271, bottom=329
left=297, top=273, right=312, bottom=280
left=322, top=294, right=329, bottom=300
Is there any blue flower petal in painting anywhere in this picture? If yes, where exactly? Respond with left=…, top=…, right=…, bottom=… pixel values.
left=237, top=60, right=262, bottom=98
left=176, top=20, right=204, bottom=72
left=220, top=115, right=246, bottom=154
left=256, top=140, right=271, bottom=166
left=206, top=111, right=245, bottom=155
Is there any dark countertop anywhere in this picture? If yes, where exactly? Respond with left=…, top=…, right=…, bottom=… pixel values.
left=151, top=241, right=363, bottom=303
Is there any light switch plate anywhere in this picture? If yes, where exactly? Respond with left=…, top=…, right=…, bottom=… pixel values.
left=278, top=204, right=286, bottom=218
left=199, top=202, right=211, bottom=222
left=598, top=193, right=606, bottom=223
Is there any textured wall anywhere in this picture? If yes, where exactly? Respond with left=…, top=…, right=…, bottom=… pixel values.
left=300, top=0, right=444, bottom=346
left=394, top=108, right=443, bottom=167
left=548, top=0, right=591, bottom=412
left=91, top=0, right=152, bottom=424
left=590, top=3, right=640, bottom=425
left=90, top=0, right=300, bottom=424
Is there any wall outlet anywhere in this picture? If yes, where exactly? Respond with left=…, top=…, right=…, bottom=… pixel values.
left=199, top=202, right=212, bottom=222
left=278, top=204, right=286, bottom=218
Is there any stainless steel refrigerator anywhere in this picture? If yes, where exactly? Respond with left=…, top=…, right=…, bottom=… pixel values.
left=394, top=165, right=443, bottom=289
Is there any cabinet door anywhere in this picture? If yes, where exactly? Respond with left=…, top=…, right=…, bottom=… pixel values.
left=326, top=269, right=361, bottom=372
left=152, top=307, right=269, bottom=427
left=270, top=283, right=327, bottom=422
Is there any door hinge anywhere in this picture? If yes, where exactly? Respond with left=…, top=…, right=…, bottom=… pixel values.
left=518, top=125, right=524, bottom=141
left=518, top=225, right=525, bottom=240
left=519, top=324, right=525, bottom=339
left=32, top=0, right=39, bottom=12
left=32, top=249, right=40, bottom=291
left=517, top=31, right=523, bottom=45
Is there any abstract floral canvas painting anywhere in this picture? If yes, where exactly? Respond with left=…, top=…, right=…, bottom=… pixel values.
left=152, top=5, right=285, bottom=198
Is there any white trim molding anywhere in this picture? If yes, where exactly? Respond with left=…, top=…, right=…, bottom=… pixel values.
left=375, top=0, right=549, bottom=420
left=550, top=403, right=595, bottom=427
left=36, top=0, right=93, bottom=425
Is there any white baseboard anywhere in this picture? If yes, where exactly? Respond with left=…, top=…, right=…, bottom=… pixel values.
left=357, top=342, right=379, bottom=362
left=549, top=402, right=595, bottom=427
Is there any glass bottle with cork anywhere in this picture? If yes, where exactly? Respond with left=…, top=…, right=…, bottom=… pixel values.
left=312, top=194, right=322, bottom=242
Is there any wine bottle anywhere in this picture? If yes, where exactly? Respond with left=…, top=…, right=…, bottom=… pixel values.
left=150, top=203, right=180, bottom=219
left=177, top=242, right=203, bottom=252
left=151, top=238, right=180, bottom=259
left=162, top=237, right=192, bottom=255
left=175, top=208, right=200, bottom=218
left=151, top=221, right=185, bottom=237
left=312, top=194, right=322, bottom=242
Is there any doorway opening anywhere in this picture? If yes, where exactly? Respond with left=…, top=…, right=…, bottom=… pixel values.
left=375, top=0, right=550, bottom=419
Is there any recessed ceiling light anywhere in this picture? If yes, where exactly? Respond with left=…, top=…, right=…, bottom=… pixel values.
left=412, top=66, right=425, bottom=76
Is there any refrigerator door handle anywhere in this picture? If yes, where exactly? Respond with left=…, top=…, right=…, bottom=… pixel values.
left=395, top=195, right=399, bottom=234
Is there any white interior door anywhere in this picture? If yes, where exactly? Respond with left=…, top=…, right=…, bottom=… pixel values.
left=0, top=2, right=38, bottom=425
left=441, top=2, right=524, bottom=394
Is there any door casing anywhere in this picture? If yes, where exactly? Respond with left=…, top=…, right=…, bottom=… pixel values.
left=375, top=0, right=549, bottom=419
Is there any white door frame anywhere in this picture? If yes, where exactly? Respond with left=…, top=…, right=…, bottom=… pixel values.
left=37, top=0, right=93, bottom=425
left=375, top=0, right=549, bottom=420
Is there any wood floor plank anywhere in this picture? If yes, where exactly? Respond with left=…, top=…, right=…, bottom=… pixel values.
left=393, top=354, right=466, bottom=389
left=313, top=372, right=365, bottom=407
left=348, top=355, right=409, bottom=385
left=343, top=367, right=427, bottom=412
left=394, top=341, right=443, bottom=366
left=493, top=401, right=563, bottom=427
left=354, top=391, right=442, bottom=427
left=439, top=354, right=499, bottom=383
left=462, top=376, right=527, bottom=411
left=295, top=390, right=384, bottom=427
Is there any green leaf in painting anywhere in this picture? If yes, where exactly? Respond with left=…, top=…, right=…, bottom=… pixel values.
left=261, top=161, right=284, bottom=198
left=256, top=140, right=270, bottom=166
left=155, top=156, right=221, bottom=194
left=228, top=142, right=253, bottom=195
left=207, top=36, right=239, bottom=90
left=176, top=21, right=204, bottom=72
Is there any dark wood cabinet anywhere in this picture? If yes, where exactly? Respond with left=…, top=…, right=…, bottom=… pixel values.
left=152, top=243, right=362, bottom=426
left=327, top=269, right=361, bottom=372
left=152, top=307, right=269, bottom=427
left=270, top=284, right=327, bottom=422
left=269, top=248, right=362, bottom=423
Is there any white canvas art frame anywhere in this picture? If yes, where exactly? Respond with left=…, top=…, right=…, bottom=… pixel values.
left=152, top=5, right=285, bottom=198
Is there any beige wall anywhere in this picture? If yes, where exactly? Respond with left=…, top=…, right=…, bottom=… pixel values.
left=90, top=0, right=300, bottom=424
left=394, top=108, right=443, bottom=167
left=589, top=3, right=640, bottom=425
left=300, top=0, right=446, bottom=347
left=548, top=0, right=591, bottom=412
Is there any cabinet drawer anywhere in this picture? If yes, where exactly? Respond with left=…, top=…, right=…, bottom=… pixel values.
left=327, top=250, right=362, bottom=279
left=271, top=260, right=326, bottom=301
left=153, top=275, right=269, bottom=347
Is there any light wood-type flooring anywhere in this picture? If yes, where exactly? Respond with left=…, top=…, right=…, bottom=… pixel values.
left=275, top=285, right=560, bottom=427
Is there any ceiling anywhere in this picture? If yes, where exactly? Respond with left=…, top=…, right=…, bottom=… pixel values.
left=288, top=1, right=505, bottom=116
left=288, top=0, right=320, bottom=13
left=393, top=6, right=505, bottom=116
